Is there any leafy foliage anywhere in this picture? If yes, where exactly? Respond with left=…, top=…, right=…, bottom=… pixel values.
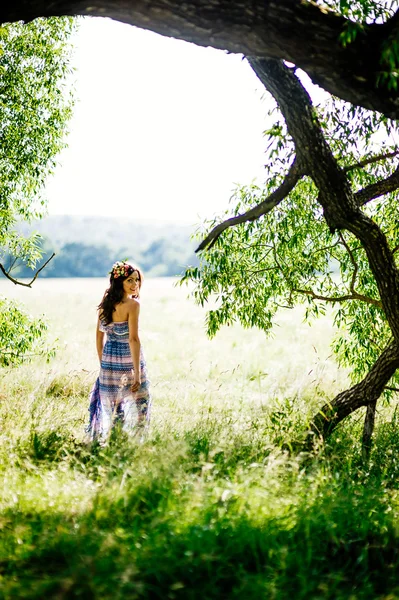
left=0, top=297, right=55, bottom=366
left=0, top=17, right=76, bottom=264
left=181, top=94, right=399, bottom=391
left=0, top=17, right=76, bottom=364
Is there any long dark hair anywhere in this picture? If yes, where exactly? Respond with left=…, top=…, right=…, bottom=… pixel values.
left=98, top=262, right=143, bottom=325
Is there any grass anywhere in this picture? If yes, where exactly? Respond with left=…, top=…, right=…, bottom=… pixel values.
left=1, top=277, right=399, bottom=598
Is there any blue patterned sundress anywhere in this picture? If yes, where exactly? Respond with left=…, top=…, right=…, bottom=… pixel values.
left=87, top=320, right=151, bottom=440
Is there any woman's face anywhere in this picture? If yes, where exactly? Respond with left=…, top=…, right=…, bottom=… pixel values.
left=123, top=270, right=140, bottom=297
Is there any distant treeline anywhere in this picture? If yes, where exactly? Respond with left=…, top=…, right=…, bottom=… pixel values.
left=4, top=215, right=200, bottom=278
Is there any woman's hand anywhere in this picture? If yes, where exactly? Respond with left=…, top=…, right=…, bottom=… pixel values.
left=131, top=376, right=141, bottom=393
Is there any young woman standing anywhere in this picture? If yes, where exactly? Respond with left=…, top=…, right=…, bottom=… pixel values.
left=87, top=261, right=151, bottom=441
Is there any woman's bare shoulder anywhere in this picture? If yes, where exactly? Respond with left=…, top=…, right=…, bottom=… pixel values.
left=126, top=298, right=140, bottom=311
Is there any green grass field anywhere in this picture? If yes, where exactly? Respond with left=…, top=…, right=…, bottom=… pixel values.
left=1, top=277, right=399, bottom=599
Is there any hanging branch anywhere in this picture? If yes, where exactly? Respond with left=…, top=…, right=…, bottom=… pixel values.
left=0, top=253, right=55, bottom=287
left=196, top=159, right=303, bottom=252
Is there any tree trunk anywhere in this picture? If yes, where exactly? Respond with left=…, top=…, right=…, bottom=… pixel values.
left=1, top=1, right=399, bottom=118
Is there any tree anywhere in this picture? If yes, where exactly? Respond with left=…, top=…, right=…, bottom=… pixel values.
left=0, top=16, right=76, bottom=363
left=181, top=55, right=399, bottom=455
left=1, top=1, right=399, bottom=117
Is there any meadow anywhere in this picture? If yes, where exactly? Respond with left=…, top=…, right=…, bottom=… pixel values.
left=1, top=277, right=399, bottom=599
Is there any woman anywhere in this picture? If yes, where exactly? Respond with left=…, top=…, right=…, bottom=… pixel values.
left=87, top=261, right=151, bottom=441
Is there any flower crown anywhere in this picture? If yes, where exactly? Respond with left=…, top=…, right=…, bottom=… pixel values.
left=110, top=261, right=134, bottom=279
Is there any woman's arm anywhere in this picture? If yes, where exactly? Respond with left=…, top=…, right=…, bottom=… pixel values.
left=96, top=317, right=105, bottom=364
left=128, top=301, right=141, bottom=392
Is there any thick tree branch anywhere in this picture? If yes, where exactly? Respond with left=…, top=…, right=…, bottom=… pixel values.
left=0, top=253, right=55, bottom=287
left=196, top=159, right=303, bottom=252
left=309, top=340, right=399, bottom=441
left=355, top=163, right=399, bottom=206
left=2, top=1, right=399, bottom=118
left=249, top=58, right=359, bottom=225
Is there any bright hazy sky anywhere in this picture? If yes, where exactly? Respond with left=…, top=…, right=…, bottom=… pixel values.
left=45, top=17, right=271, bottom=224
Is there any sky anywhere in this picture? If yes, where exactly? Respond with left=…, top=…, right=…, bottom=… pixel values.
left=45, top=17, right=272, bottom=225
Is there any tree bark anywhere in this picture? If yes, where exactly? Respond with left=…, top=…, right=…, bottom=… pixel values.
left=2, top=1, right=399, bottom=118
